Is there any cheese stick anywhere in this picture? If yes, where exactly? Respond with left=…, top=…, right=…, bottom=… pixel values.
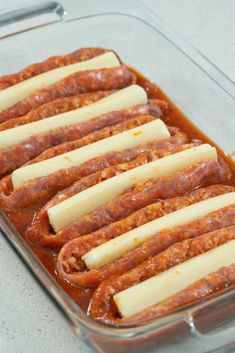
left=83, top=191, right=235, bottom=270
left=12, top=119, right=169, bottom=188
left=114, top=239, right=235, bottom=318
left=0, top=52, right=120, bottom=113
left=48, top=144, right=217, bottom=233
left=0, top=85, right=147, bottom=149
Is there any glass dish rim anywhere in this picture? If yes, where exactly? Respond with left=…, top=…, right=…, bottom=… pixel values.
left=0, top=1, right=235, bottom=344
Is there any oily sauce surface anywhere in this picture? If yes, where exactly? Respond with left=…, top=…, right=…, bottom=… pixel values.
left=5, top=69, right=235, bottom=314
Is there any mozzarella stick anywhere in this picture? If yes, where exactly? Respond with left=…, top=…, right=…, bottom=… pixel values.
left=83, top=192, right=235, bottom=269
left=124, top=263, right=235, bottom=323
left=0, top=48, right=109, bottom=90
left=89, top=225, right=235, bottom=322
left=48, top=144, right=217, bottom=233
left=12, top=119, right=169, bottom=188
left=0, top=52, right=120, bottom=113
left=114, top=239, right=235, bottom=318
left=0, top=85, right=147, bottom=149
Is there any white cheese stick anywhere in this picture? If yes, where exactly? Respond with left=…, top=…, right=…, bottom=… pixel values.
left=83, top=191, right=235, bottom=270
left=114, top=239, right=235, bottom=318
left=0, top=52, right=120, bottom=113
left=0, top=85, right=147, bottom=150
left=48, top=144, right=217, bottom=233
left=12, top=119, right=169, bottom=188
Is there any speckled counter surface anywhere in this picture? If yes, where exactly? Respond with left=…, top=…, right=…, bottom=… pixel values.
left=0, top=1, right=234, bottom=352
left=1, top=238, right=87, bottom=353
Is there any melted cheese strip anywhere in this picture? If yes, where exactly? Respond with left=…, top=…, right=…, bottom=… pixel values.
left=0, top=52, right=120, bottom=113
left=0, top=84, right=147, bottom=149
left=83, top=191, right=235, bottom=270
left=114, top=239, right=235, bottom=317
left=12, top=119, right=169, bottom=189
left=48, top=144, right=217, bottom=233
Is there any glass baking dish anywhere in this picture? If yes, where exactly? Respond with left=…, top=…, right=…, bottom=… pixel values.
left=0, top=1, right=235, bottom=352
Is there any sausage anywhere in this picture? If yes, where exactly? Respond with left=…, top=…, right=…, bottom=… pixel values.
left=52, top=160, right=227, bottom=248
left=124, top=262, right=235, bottom=324
left=0, top=120, right=185, bottom=197
left=0, top=124, right=182, bottom=199
left=45, top=143, right=197, bottom=206
left=26, top=153, right=158, bottom=245
left=0, top=47, right=108, bottom=91
left=22, top=115, right=154, bottom=165
left=1, top=120, right=187, bottom=205
left=19, top=104, right=173, bottom=166
left=88, top=225, right=235, bottom=322
left=0, top=66, right=136, bottom=121
left=57, top=185, right=235, bottom=288
left=86, top=204, right=235, bottom=290
left=0, top=101, right=163, bottom=177
left=1, top=115, right=155, bottom=204
left=0, top=130, right=186, bottom=202
left=57, top=184, right=235, bottom=276
left=0, top=174, right=13, bottom=196
left=0, top=91, right=114, bottom=131
left=25, top=159, right=226, bottom=249
left=26, top=143, right=197, bottom=247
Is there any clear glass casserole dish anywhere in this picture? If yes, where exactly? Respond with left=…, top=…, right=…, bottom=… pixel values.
left=0, top=1, right=235, bottom=352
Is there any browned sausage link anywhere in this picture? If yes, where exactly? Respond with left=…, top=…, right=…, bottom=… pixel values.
left=26, top=143, right=196, bottom=248
left=124, top=262, right=235, bottom=324
left=55, top=159, right=227, bottom=246
left=89, top=225, right=235, bottom=322
left=57, top=185, right=235, bottom=287
left=0, top=47, right=108, bottom=90
left=0, top=91, right=114, bottom=131
left=0, top=66, right=136, bottom=121
left=0, top=101, right=163, bottom=178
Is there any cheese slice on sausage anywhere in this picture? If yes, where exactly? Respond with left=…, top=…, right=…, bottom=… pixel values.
left=114, top=238, right=235, bottom=318
left=12, top=119, right=169, bottom=188
left=83, top=191, right=235, bottom=270
left=0, top=84, right=147, bottom=150
left=48, top=144, right=217, bottom=233
left=0, top=52, right=120, bottom=113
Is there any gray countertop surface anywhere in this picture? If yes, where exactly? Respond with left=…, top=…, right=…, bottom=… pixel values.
left=0, top=1, right=234, bottom=352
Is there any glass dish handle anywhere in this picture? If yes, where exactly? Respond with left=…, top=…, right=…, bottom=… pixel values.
left=188, top=288, right=235, bottom=352
left=0, top=1, right=65, bottom=39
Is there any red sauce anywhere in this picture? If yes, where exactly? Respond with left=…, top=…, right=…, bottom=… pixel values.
left=3, top=69, right=235, bottom=314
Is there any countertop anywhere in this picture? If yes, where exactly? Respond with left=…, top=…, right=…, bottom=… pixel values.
left=0, top=1, right=235, bottom=353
